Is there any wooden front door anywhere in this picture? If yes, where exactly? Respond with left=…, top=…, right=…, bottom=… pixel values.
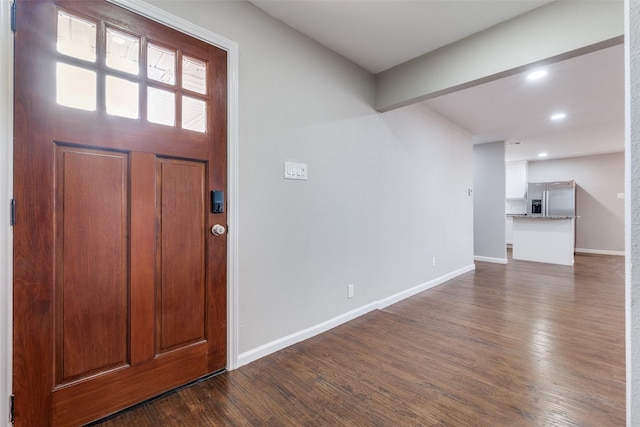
left=13, top=1, right=228, bottom=425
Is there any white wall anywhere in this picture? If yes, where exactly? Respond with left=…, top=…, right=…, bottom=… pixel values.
left=141, top=0, right=475, bottom=359
left=528, top=152, right=625, bottom=254
left=626, top=0, right=640, bottom=424
left=473, top=142, right=507, bottom=263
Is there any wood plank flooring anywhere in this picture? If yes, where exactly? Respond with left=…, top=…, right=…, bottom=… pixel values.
left=95, top=254, right=625, bottom=426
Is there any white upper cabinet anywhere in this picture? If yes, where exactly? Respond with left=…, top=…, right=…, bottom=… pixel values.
left=506, top=161, right=528, bottom=199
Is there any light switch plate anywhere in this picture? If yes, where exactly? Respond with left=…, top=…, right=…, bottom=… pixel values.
left=284, top=161, right=308, bottom=181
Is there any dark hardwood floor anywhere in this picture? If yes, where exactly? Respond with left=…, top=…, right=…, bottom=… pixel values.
left=96, top=253, right=625, bottom=426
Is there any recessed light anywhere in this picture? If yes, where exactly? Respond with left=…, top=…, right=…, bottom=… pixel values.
left=527, top=70, right=548, bottom=81
left=538, top=152, right=548, bottom=157
left=551, top=112, right=566, bottom=121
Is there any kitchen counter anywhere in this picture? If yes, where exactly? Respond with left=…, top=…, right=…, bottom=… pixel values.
left=508, top=214, right=579, bottom=220
left=511, top=216, right=576, bottom=266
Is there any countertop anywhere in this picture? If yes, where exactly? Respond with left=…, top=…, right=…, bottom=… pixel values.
left=508, top=214, right=579, bottom=219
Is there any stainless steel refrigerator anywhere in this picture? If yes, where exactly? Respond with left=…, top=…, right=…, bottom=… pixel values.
left=526, top=181, right=576, bottom=216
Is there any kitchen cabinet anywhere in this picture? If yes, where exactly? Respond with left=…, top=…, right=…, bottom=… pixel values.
left=506, top=161, right=528, bottom=199
left=512, top=216, right=576, bottom=266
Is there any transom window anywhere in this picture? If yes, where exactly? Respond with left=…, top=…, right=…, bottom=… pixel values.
left=55, top=9, right=208, bottom=133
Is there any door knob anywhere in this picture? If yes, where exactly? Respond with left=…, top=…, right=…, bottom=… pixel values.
left=211, top=224, right=226, bottom=236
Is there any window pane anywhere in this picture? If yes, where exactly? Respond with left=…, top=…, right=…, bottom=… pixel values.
left=147, top=44, right=176, bottom=85
left=56, top=62, right=96, bottom=111
left=182, top=96, right=206, bottom=133
left=57, top=11, right=97, bottom=62
left=147, top=87, right=175, bottom=126
left=106, top=28, right=139, bottom=75
left=182, top=56, right=207, bottom=94
left=106, top=76, right=139, bottom=119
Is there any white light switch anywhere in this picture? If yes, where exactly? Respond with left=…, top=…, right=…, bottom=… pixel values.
left=284, top=161, right=308, bottom=181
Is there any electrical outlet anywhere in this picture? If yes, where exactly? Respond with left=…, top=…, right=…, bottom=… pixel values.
left=432, top=257, right=436, bottom=267
left=347, top=284, right=354, bottom=299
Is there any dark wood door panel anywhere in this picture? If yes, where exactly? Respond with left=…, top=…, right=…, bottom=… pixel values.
left=156, top=158, right=207, bottom=353
left=54, top=145, right=129, bottom=384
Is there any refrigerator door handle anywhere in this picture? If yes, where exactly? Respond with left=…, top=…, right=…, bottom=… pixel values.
left=544, top=190, right=549, bottom=216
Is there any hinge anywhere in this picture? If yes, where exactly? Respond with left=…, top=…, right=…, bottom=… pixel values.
left=10, top=199, right=15, bottom=226
left=9, top=394, right=14, bottom=424
left=10, top=2, right=16, bottom=33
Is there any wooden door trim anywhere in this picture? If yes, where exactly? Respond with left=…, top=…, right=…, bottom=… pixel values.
left=104, top=0, right=240, bottom=369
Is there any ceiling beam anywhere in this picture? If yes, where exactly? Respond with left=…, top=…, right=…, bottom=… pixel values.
left=375, top=0, right=624, bottom=113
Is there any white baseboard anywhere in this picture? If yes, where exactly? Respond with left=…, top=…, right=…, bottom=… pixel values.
left=376, top=264, right=476, bottom=309
left=575, top=248, right=625, bottom=256
left=237, top=263, right=476, bottom=368
left=236, top=302, right=378, bottom=368
left=474, top=256, right=508, bottom=264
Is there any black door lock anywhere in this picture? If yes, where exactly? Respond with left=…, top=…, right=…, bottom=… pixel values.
left=211, top=190, right=224, bottom=214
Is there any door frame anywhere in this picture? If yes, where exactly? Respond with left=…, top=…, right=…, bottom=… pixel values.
left=0, top=0, right=239, bottom=423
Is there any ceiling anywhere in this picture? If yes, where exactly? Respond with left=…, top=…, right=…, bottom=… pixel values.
left=249, top=0, right=625, bottom=162
left=249, top=0, right=553, bottom=74
left=425, top=44, right=625, bottom=162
